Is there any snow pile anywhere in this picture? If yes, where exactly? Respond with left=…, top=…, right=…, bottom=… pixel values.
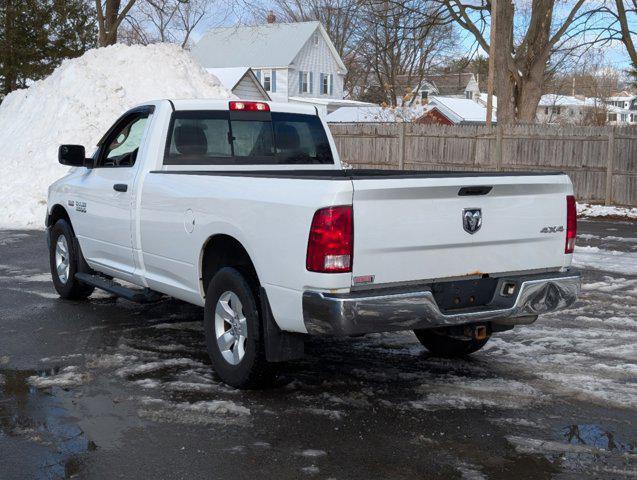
left=0, top=43, right=231, bottom=229
left=577, top=203, right=637, bottom=219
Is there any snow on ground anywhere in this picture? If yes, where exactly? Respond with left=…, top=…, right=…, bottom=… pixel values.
left=578, top=203, right=637, bottom=219
left=573, top=246, right=637, bottom=275
left=0, top=43, right=231, bottom=229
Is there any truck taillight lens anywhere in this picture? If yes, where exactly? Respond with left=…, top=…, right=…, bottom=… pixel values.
left=565, top=195, right=577, bottom=254
left=306, top=206, right=353, bottom=273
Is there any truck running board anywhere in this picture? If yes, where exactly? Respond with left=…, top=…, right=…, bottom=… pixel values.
left=75, top=273, right=163, bottom=304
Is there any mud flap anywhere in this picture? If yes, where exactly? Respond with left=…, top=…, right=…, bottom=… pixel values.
left=260, top=287, right=305, bottom=362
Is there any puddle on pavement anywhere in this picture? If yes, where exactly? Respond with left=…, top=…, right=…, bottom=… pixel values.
left=0, top=368, right=91, bottom=478
left=560, top=424, right=636, bottom=453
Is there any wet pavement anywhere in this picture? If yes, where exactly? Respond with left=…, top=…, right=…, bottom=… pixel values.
left=0, top=219, right=635, bottom=479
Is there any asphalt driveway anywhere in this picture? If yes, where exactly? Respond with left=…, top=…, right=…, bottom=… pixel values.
left=0, top=219, right=635, bottom=479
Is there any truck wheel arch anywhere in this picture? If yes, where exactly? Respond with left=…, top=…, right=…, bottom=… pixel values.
left=200, top=234, right=260, bottom=297
left=46, top=204, right=72, bottom=230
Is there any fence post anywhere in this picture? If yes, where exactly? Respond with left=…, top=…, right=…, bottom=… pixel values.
left=495, top=124, right=503, bottom=171
left=398, top=122, right=406, bottom=170
left=605, top=127, right=615, bottom=206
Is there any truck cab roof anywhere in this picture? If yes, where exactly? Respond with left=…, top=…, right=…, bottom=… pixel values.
left=165, top=99, right=319, bottom=116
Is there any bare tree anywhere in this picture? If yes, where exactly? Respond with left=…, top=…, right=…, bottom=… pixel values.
left=358, top=0, right=455, bottom=106
left=96, top=0, right=138, bottom=46
left=121, top=0, right=223, bottom=48
left=438, top=0, right=606, bottom=124
left=606, top=0, right=637, bottom=84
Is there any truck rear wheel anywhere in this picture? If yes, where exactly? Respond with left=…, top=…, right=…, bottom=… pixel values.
left=49, top=219, right=95, bottom=300
left=203, top=267, right=272, bottom=389
left=414, top=326, right=490, bottom=357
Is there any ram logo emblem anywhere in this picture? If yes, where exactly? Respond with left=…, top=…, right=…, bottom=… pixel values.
left=462, top=208, right=482, bottom=234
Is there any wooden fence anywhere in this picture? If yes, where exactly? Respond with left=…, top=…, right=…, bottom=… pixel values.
left=328, top=123, right=637, bottom=206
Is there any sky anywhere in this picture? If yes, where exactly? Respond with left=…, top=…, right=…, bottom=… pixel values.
left=189, top=1, right=636, bottom=73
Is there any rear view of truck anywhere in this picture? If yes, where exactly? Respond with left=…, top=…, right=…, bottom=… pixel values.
left=303, top=170, right=580, bottom=356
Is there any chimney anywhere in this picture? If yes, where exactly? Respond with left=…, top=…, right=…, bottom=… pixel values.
left=267, top=11, right=276, bottom=23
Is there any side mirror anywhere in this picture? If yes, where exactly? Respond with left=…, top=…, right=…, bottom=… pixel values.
left=58, top=145, right=86, bottom=167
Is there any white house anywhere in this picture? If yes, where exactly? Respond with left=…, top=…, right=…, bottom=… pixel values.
left=537, top=94, right=632, bottom=125
left=206, top=67, right=270, bottom=101
left=192, top=21, right=368, bottom=115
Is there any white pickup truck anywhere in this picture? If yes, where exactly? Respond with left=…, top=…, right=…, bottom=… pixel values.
left=47, top=99, right=581, bottom=388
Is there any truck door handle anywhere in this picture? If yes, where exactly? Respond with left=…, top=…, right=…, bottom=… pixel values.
left=113, top=183, right=128, bottom=192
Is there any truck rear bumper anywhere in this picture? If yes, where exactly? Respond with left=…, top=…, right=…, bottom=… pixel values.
left=302, top=270, right=581, bottom=336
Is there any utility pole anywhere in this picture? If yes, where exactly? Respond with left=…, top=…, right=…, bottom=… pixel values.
left=486, top=0, right=497, bottom=127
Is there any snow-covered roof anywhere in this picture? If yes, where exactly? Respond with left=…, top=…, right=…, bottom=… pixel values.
left=206, top=67, right=251, bottom=90
left=429, top=96, right=493, bottom=123
left=326, top=105, right=432, bottom=122
left=192, top=21, right=346, bottom=71
left=607, top=95, right=635, bottom=102
left=539, top=94, right=588, bottom=107
left=289, top=97, right=374, bottom=108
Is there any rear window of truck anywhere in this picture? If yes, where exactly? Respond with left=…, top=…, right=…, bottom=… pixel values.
left=164, top=110, right=334, bottom=165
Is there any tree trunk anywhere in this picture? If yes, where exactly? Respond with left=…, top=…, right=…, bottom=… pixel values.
left=493, top=0, right=515, bottom=124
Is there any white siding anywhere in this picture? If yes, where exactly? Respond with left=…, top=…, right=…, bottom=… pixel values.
left=233, top=76, right=269, bottom=101
left=289, top=30, right=344, bottom=99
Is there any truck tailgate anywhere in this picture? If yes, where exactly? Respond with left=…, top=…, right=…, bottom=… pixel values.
left=351, top=173, right=572, bottom=285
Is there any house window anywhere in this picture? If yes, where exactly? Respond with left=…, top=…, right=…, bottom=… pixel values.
left=421, top=90, right=429, bottom=101
left=299, top=71, right=311, bottom=93
left=321, top=73, right=332, bottom=95
left=608, top=113, right=617, bottom=122
left=544, top=107, right=549, bottom=115
left=621, top=114, right=627, bottom=122
left=262, top=70, right=272, bottom=92
left=465, top=91, right=472, bottom=100
left=552, top=107, right=561, bottom=115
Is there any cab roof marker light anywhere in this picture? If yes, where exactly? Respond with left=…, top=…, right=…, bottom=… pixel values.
left=229, top=101, right=270, bottom=111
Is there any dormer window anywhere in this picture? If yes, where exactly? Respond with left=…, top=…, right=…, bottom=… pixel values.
left=420, top=90, right=429, bottom=101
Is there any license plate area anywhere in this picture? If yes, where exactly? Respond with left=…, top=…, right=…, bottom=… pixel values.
left=431, top=277, right=499, bottom=313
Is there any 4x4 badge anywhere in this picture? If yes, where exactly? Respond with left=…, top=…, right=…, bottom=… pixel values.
left=463, top=208, right=482, bottom=234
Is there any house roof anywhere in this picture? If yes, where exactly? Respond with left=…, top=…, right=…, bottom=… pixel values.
left=289, top=97, right=374, bottom=108
left=192, top=21, right=346, bottom=71
left=326, top=105, right=432, bottom=123
left=429, top=96, right=492, bottom=124
left=206, top=67, right=270, bottom=101
left=395, top=73, right=477, bottom=96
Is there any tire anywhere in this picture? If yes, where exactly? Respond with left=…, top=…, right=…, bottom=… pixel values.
left=414, top=327, right=490, bottom=357
left=49, top=219, right=95, bottom=300
left=203, top=267, right=272, bottom=389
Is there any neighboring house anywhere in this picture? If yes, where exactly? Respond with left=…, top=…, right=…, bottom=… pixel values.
left=537, top=94, right=632, bottom=125
left=428, top=96, right=493, bottom=124
left=396, top=73, right=481, bottom=105
left=326, top=105, right=454, bottom=125
left=192, top=21, right=369, bottom=115
left=206, top=67, right=270, bottom=101
left=605, top=95, right=634, bottom=110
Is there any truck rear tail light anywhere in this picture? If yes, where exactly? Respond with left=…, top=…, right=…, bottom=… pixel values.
left=565, top=195, right=577, bottom=254
left=229, top=101, right=270, bottom=111
left=306, top=206, right=353, bottom=273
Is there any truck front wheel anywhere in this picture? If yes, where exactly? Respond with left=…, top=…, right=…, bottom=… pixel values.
left=414, top=326, right=490, bottom=357
left=203, top=267, right=272, bottom=389
left=49, top=219, right=95, bottom=300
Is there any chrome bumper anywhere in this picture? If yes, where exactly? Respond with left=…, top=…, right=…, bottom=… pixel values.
left=302, top=270, right=581, bottom=336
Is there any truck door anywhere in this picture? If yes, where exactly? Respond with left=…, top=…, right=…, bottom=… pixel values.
left=73, top=107, right=152, bottom=280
